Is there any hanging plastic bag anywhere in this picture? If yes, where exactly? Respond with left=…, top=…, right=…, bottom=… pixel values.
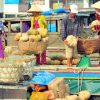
left=30, top=92, right=48, bottom=100
left=76, top=55, right=91, bottom=67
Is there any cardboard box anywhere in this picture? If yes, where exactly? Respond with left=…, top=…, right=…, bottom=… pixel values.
left=48, top=78, right=69, bottom=98
left=43, top=90, right=59, bottom=100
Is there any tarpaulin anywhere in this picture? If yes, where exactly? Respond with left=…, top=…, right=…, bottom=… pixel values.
left=65, top=80, right=100, bottom=95
left=5, top=0, right=20, bottom=4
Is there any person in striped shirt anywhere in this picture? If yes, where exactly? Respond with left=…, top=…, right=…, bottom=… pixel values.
left=61, top=4, right=81, bottom=67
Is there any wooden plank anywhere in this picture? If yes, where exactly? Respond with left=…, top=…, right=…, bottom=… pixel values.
left=0, top=85, right=27, bottom=99
left=32, top=65, right=100, bottom=72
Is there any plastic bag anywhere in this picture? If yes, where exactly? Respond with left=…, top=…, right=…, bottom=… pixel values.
left=76, top=55, right=91, bottom=67
left=30, top=71, right=55, bottom=85
left=36, top=71, right=55, bottom=81
left=30, top=92, right=48, bottom=100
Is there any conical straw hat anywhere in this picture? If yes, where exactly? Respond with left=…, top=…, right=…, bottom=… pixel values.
left=28, top=5, right=42, bottom=13
left=91, top=1, right=100, bottom=9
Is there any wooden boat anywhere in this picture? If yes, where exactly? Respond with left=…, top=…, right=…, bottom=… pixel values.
left=32, top=65, right=100, bottom=80
left=32, top=65, right=100, bottom=96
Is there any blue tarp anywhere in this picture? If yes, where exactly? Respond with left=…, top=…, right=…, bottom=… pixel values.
left=42, top=8, right=69, bottom=16
left=42, top=10, right=53, bottom=16
left=53, top=8, right=70, bottom=14
left=30, top=71, right=55, bottom=85
left=65, top=80, right=100, bottom=95
left=5, top=0, right=20, bottom=4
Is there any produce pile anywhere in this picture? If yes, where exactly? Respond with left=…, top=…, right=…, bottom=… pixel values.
left=14, top=28, right=48, bottom=54
left=65, top=35, right=77, bottom=47
left=54, top=90, right=91, bottom=100
left=89, top=20, right=100, bottom=32
left=46, top=54, right=79, bottom=65
left=14, top=28, right=48, bottom=42
left=0, top=62, right=23, bottom=83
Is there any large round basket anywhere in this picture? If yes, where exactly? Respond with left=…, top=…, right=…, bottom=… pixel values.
left=18, top=41, right=47, bottom=54
left=77, top=38, right=100, bottom=54
left=0, top=63, right=23, bottom=83
left=7, top=55, right=35, bottom=78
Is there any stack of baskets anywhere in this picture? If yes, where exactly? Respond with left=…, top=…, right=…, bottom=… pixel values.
left=18, top=41, right=47, bottom=54
left=0, top=62, right=23, bottom=83
left=7, top=55, right=35, bottom=78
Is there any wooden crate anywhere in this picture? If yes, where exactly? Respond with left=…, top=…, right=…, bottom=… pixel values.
left=0, top=85, right=27, bottom=100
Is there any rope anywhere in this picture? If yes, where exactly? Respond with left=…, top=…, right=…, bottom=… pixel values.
left=77, top=70, right=80, bottom=93
left=76, top=68, right=87, bottom=93
left=79, top=68, right=86, bottom=91
left=73, top=68, right=81, bottom=93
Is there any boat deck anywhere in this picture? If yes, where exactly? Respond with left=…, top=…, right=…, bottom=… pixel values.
left=32, top=65, right=100, bottom=80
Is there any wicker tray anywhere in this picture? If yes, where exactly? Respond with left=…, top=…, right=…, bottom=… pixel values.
left=18, top=41, right=47, bottom=54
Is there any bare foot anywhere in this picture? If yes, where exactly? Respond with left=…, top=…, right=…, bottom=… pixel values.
left=67, top=60, right=72, bottom=67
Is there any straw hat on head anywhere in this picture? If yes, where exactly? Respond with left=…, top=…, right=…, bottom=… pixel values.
left=91, top=1, right=100, bottom=9
left=28, top=5, right=42, bottom=13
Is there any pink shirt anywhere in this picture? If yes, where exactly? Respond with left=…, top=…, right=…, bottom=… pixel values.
left=33, top=19, right=40, bottom=29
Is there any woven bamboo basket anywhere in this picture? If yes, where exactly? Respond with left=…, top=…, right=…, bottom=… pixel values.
left=18, top=41, right=47, bottom=54
left=77, top=38, right=100, bottom=54
left=15, top=58, right=34, bottom=78
left=0, top=63, right=23, bottom=83
left=7, top=55, right=35, bottom=78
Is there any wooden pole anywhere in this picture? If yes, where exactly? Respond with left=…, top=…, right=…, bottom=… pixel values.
left=57, top=0, right=60, bottom=8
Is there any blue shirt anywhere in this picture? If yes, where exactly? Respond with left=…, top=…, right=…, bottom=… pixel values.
left=61, top=14, right=81, bottom=41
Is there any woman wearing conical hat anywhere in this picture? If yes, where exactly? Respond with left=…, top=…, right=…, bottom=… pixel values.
left=28, top=5, right=47, bottom=65
left=28, top=5, right=47, bottom=29
left=91, top=1, right=100, bottom=39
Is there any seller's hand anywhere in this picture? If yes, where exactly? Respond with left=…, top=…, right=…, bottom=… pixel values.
left=64, top=40, right=68, bottom=45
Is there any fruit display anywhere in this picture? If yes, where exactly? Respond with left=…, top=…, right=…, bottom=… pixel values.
left=14, top=28, right=48, bottom=42
left=14, top=33, right=22, bottom=41
left=78, top=90, right=91, bottom=100
left=66, top=35, right=77, bottom=47
left=46, top=54, right=79, bottom=65
left=89, top=20, right=100, bottom=32
left=14, top=28, right=48, bottom=54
